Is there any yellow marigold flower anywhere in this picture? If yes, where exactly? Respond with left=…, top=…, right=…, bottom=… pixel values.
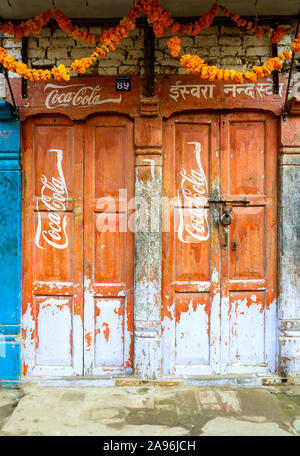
left=279, top=50, right=292, bottom=61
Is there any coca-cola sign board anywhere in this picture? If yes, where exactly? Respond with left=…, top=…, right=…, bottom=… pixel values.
left=5, top=77, right=140, bottom=119
left=44, top=83, right=122, bottom=109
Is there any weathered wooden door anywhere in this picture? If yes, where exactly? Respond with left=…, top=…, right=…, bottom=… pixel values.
left=83, top=116, right=134, bottom=376
left=22, top=116, right=84, bottom=377
left=162, top=112, right=277, bottom=377
left=22, top=114, right=134, bottom=378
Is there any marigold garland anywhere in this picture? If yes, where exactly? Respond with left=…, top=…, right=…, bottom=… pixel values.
left=170, top=3, right=219, bottom=36
left=53, top=5, right=141, bottom=46
left=138, top=0, right=174, bottom=37
left=0, top=5, right=142, bottom=46
left=0, top=1, right=297, bottom=82
left=69, top=15, right=138, bottom=74
left=0, top=9, right=52, bottom=38
left=180, top=53, right=290, bottom=83
left=0, top=4, right=141, bottom=80
left=219, top=5, right=292, bottom=43
left=0, top=47, right=69, bottom=81
left=0, top=2, right=291, bottom=45
left=290, top=31, right=300, bottom=53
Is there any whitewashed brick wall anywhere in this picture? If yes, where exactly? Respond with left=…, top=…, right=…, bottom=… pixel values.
left=1, top=22, right=299, bottom=97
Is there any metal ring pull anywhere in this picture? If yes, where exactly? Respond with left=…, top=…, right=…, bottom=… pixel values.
left=220, top=206, right=233, bottom=226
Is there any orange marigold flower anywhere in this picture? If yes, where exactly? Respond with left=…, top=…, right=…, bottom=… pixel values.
left=95, top=47, right=107, bottom=57
left=223, top=69, right=231, bottom=82
left=243, top=71, right=257, bottom=82
left=265, top=57, right=282, bottom=71
left=207, top=65, right=218, bottom=81
left=255, top=27, right=266, bottom=38
left=216, top=69, right=224, bottom=81
left=290, top=32, right=300, bottom=53
left=167, top=36, right=181, bottom=57
left=233, top=72, right=244, bottom=83
left=220, top=6, right=229, bottom=16
left=253, top=66, right=265, bottom=78
left=200, top=65, right=210, bottom=79
left=272, top=27, right=286, bottom=43
left=170, top=23, right=181, bottom=34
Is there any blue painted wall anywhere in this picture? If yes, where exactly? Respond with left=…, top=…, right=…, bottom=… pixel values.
left=0, top=102, right=21, bottom=388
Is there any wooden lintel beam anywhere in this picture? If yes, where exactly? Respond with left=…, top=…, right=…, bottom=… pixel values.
left=143, top=21, right=155, bottom=98
left=21, top=36, right=28, bottom=99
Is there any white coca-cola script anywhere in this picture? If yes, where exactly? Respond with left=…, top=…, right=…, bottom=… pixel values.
left=178, top=142, right=209, bottom=243
left=44, top=84, right=122, bottom=109
left=35, top=149, right=69, bottom=250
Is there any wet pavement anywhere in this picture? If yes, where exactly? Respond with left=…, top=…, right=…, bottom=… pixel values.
left=1, top=383, right=300, bottom=436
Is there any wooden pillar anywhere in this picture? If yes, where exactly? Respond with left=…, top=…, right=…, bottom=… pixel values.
left=142, top=22, right=155, bottom=98
left=278, top=115, right=300, bottom=380
left=133, top=97, right=162, bottom=379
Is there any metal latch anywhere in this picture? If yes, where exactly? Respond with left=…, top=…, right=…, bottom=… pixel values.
left=221, top=206, right=233, bottom=249
left=208, top=197, right=250, bottom=205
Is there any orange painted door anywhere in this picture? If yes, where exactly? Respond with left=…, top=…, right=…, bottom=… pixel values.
left=162, top=114, right=221, bottom=376
left=220, top=113, right=277, bottom=374
left=162, top=112, right=277, bottom=377
left=83, top=115, right=134, bottom=376
left=22, top=116, right=84, bottom=377
left=22, top=115, right=134, bottom=378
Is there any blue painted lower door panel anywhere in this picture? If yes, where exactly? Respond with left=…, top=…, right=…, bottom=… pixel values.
left=0, top=107, right=21, bottom=388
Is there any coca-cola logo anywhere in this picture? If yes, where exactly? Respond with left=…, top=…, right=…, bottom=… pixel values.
left=35, top=149, right=69, bottom=250
left=44, top=84, right=122, bottom=109
left=177, top=142, right=209, bottom=243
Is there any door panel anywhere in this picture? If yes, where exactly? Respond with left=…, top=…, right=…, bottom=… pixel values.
left=220, top=113, right=277, bottom=374
left=94, top=297, right=125, bottom=367
left=162, top=112, right=277, bottom=378
left=162, top=115, right=221, bottom=376
left=229, top=206, right=265, bottom=281
left=228, top=291, right=265, bottom=368
left=22, top=116, right=84, bottom=377
left=175, top=293, right=210, bottom=366
left=226, top=121, right=265, bottom=196
left=83, top=116, right=134, bottom=376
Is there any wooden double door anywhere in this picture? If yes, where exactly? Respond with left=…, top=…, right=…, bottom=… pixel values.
left=22, top=111, right=278, bottom=380
left=162, top=112, right=278, bottom=377
left=22, top=115, right=134, bottom=377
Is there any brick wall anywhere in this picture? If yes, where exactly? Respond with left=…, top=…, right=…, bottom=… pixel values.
left=0, top=22, right=299, bottom=97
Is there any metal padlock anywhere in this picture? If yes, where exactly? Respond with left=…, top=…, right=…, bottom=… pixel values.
left=220, top=206, right=233, bottom=226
